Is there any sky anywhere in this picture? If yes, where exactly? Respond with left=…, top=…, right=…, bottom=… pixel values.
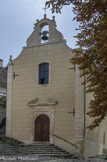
left=0, top=0, right=79, bottom=66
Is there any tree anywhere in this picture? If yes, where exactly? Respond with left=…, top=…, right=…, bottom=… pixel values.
left=45, top=0, right=107, bottom=129
left=0, top=96, right=6, bottom=109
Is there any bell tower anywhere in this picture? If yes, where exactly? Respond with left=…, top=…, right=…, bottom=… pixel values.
left=26, top=15, right=64, bottom=47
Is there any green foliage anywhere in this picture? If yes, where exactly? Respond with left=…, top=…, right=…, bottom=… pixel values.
left=46, top=0, right=107, bottom=129
left=0, top=96, right=6, bottom=109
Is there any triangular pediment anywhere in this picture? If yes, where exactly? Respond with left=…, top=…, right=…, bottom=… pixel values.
left=28, top=98, right=38, bottom=105
left=28, top=97, right=58, bottom=107
left=48, top=98, right=57, bottom=104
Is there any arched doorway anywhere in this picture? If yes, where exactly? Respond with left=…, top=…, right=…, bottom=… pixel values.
left=34, top=114, right=50, bottom=141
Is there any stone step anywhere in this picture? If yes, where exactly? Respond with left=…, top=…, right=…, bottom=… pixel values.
left=22, top=153, right=72, bottom=156
left=19, top=143, right=74, bottom=158
left=0, top=141, right=78, bottom=159
left=21, top=147, right=62, bottom=150
left=21, top=148, right=68, bottom=152
left=0, top=141, right=19, bottom=155
left=21, top=148, right=60, bottom=151
left=0, top=149, right=17, bottom=151
left=0, top=151, right=18, bottom=154
left=21, top=149, right=65, bottom=152
left=0, top=150, right=18, bottom=153
left=22, top=151, right=69, bottom=154
left=20, top=143, right=51, bottom=146
left=1, top=148, right=17, bottom=150
left=21, top=144, right=56, bottom=147
left=0, top=146, right=17, bottom=148
left=30, top=153, right=75, bottom=158
left=0, top=153, right=18, bottom=155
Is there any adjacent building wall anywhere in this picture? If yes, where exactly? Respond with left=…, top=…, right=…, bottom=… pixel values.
left=0, top=87, right=6, bottom=96
left=85, top=92, right=107, bottom=157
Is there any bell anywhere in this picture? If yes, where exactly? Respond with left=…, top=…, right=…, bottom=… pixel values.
left=41, top=31, right=48, bottom=41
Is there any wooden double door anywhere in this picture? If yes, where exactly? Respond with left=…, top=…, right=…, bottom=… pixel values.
left=34, top=114, right=50, bottom=141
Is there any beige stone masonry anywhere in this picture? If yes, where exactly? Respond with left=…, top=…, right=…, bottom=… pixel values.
left=74, top=66, right=85, bottom=156
left=6, top=56, right=14, bottom=137
left=27, top=16, right=64, bottom=47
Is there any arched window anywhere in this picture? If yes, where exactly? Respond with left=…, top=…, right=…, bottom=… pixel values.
left=39, top=63, right=49, bottom=84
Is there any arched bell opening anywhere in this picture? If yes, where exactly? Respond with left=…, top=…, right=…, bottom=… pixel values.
left=34, top=114, right=50, bottom=141
left=40, top=25, right=49, bottom=44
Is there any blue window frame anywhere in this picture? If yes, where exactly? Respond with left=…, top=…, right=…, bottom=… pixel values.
left=39, top=63, right=49, bottom=84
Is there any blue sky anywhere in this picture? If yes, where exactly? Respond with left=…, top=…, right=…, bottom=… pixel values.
left=0, top=0, right=78, bottom=66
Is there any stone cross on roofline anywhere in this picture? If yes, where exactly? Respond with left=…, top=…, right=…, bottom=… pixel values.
left=43, top=5, right=48, bottom=17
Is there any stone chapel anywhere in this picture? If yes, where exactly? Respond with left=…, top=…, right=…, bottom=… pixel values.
left=6, top=15, right=107, bottom=157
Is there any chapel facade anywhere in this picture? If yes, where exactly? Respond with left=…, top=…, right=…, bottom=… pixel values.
left=6, top=15, right=107, bottom=157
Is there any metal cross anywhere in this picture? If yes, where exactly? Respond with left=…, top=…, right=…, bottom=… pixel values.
left=13, top=72, right=19, bottom=79
left=69, top=64, right=76, bottom=71
left=43, top=5, right=48, bottom=15
left=68, top=108, right=75, bottom=117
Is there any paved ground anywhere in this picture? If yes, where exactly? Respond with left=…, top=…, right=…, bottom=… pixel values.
left=0, top=154, right=107, bottom=162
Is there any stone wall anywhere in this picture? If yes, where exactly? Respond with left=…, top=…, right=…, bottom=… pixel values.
left=0, top=87, right=6, bottom=95
left=6, top=40, right=76, bottom=154
left=84, top=92, right=107, bottom=157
